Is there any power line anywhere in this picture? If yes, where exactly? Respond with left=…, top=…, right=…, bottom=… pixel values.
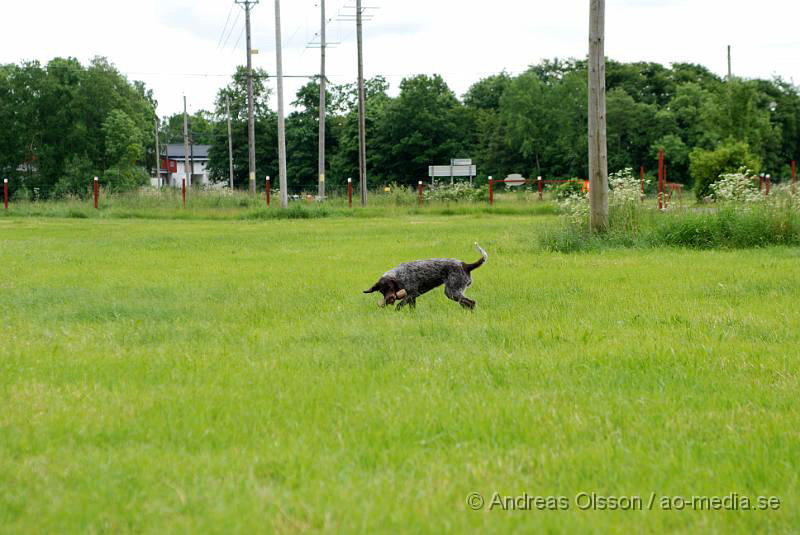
left=216, top=2, right=236, bottom=49
left=221, top=9, right=242, bottom=49
left=231, top=23, right=247, bottom=53
left=124, top=71, right=318, bottom=78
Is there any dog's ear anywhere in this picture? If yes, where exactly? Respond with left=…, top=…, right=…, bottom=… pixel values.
left=363, top=283, right=378, bottom=294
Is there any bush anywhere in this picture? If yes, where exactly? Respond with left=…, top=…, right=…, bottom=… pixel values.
left=709, top=170, right=762, bottom=203
left=551, top=179, right=583, bottom=199
left=689, top=141, right=760, bottom=200
left=102, top=166, right=150, bottom=193
left=423, top=183, right=487, bottom=203
left=53, top=154, right=98, bottom=198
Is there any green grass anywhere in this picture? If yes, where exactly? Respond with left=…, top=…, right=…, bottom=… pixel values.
left=2, top=189, right=558, bottom=220
left=1, top=214, right=798, bottom=534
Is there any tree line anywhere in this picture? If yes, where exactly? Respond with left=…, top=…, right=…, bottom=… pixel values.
left=2, top=56, right=799, bottom=198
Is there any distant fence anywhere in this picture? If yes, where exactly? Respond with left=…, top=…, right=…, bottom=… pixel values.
left=488, top=176, right=585, bottom=205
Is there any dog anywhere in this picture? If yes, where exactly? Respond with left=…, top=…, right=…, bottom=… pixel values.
left=364, top=243, right=488, bottom=309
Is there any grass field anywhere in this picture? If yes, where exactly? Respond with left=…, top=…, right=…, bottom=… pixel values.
left=1, top=213, right=798, bottom=534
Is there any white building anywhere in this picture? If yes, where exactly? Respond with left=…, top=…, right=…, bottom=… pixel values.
left=155, top=144, right=220, bottom=188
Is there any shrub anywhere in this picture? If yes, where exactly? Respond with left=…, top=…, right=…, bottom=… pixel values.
left=709, top=169, right=762, bottom=203
left=551, top=179, right=583, bottom=199
left=423, top=183, right=487, bottom=203
left=53, top=154, right=98, bottom=198
left=689, top=141, right=760, bottom=200
left=103, top=166, right=150, bottom=192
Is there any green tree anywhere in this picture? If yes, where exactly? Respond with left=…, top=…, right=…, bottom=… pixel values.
left=103, top=109, right=144, bottom=167
left=206, top=67, right=278, bottom=189
left=500, top=69, right=587, bottom=178
left=371, top=75, right=469, bottom=185
left=689, top=141, right=761, bottom=199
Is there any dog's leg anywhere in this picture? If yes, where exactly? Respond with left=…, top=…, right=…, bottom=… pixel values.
left=396, top=294, right=417, bottom=310
left=444, top=278, right=475, bottom=310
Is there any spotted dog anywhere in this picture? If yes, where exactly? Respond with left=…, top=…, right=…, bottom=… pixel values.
left=364, top=243, right=488, bottom=309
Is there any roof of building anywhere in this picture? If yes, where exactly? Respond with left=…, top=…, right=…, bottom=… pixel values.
left=165, top=143, right=210, bottom=159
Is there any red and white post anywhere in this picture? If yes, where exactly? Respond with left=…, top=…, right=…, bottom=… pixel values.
left=266, top=176, right=271, bottom=207
left=93, top=177, right=99, bottom=209
left=488, top=176, right=494, bottom=206
left=418, top=181, right=423, bottom=207
left=347, top=178, right=353, bottom=208
left=537, top=175, right=543, bottom=200
left=766, top=174, right=771, bottom=196
left=3, top=178, right=8, bottom=211
left=658, top=148, right=664, bottom=210
left=182, top=177, right=186, bottom=208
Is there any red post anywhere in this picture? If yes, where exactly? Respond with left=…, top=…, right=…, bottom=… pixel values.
left=418, top=180, right=423, bottom=207
left=266, top=176, right=271, bottom=206
left=489, top=176, right=494, bottom=205
left=658, top=148, right=664, bottom=209
left=640, top=165, right=644, bottom=197
left=347, top=178, right=353, bottom=208
left=3, top=179, right=8, bottom=211
left=182, top=178, right=186, bottom=208
left=793, top=160, right=797, bottom=195
left=93, top=177, right=99, bottom=209
left=537, top=175, right=543, bottom=200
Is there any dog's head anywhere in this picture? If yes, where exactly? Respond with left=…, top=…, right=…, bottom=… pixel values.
left=364, top=277, right=401, bottom=306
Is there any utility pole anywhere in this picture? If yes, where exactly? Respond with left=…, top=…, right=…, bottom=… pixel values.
left=318, top=0, right=326, bottom=199
left=588, top=0, right=608, bottom=231
left=226, top=96, right=234, bottom=189
left=189, top=118, right=195, bottom=184
left=154, top=117, right=161, bottom=188
left=236, top=0, right=259, bottom=194
left=275, top=0, right=288, bottom=207
left=727, top=45, right=732, bottom=79
left=183, top=95, right=190, bottom=193
left=356, top=0, right=367, bottom=206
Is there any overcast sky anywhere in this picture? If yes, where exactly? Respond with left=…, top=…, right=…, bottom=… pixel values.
left=2, top=0, right=799, bottom=117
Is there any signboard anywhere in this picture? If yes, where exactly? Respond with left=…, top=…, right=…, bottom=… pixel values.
left=504, top=173, right=526, bottom=187
left=451, top=158, right=472, bottom=166
left=428, top=165, right=477, bottom=178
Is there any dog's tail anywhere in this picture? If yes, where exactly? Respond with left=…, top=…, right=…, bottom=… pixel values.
left=464, top=242, right=488, bottom=273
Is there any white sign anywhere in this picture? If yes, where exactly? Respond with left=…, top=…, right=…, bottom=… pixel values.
left=504, top=173, right=526, bottom=187
left=428, top=165, right=477, bottom=177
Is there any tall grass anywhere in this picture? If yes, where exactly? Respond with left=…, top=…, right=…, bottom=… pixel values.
left=541, top=192, right=800, bottom=252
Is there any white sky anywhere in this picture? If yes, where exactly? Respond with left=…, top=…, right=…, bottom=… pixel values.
left=2, top=0, right=799, bottom=117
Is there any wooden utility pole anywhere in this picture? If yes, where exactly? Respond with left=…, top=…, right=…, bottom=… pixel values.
left=727, top=45, right=732, bottom=79
left=182, top=95, right=190, bottom=193
left=226, top=96, right=234, bottom=189
left=154, top=118, right=161, bottom=188
left=356, top=0, right=368, bottom=206
left=236, top=0, right=259, bottom=194
left=189, top=119, right=195, bottom=183
left=275, top=0, right=288, bottom=207
left=318, top=0, right=326, bottom=199
left=588, top=0, right=608, bottom=231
